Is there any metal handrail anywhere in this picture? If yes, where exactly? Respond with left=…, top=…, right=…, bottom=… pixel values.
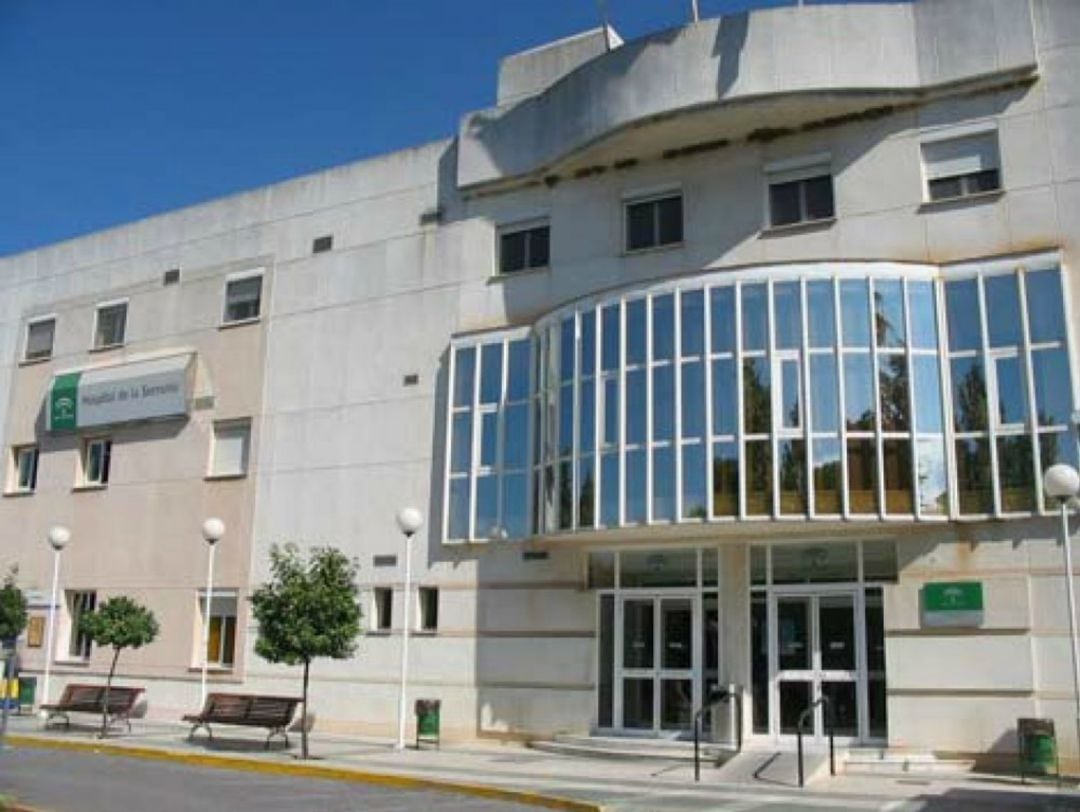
left=795, top=695, right=836, bottom=788
left=693, top=686, right=742, bottom=782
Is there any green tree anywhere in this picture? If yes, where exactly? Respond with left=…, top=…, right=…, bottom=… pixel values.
left=250, top=545, right=361, bottom=759
left=79, top=596, right=159, bottom=737
left=0, top=568, right=28, bottom=644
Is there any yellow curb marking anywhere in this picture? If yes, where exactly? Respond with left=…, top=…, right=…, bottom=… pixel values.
left=6, top=735, right=602, bottom=812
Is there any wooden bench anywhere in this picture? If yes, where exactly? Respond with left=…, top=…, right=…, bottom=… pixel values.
left=41, top=683, right=145, bottom=733
left=182, top=693, right=302, bottom=749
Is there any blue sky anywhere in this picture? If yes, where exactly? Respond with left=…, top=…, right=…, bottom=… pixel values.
left=1, top=0, right=875, bottom=255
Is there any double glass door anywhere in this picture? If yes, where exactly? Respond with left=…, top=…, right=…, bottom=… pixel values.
left=618, top=595, right=698, bottom=734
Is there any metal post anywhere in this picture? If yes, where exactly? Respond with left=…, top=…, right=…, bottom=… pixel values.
left=797, top=724, right=804, bottom=788
left=0, top=646, right=13, bottom=749
left=690, top=0, right=700, bottom=22
left=41, top=548, right=61, bottom=710
left=694, top=713, right=700, bottom=782
left=200, top=541, right=217, bottom=707
left=1060, top=502, right=1080, bottom=765
left=396, top=531, right=414, bottom=749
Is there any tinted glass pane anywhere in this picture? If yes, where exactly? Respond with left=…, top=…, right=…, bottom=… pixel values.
left=878, top=353, right=909, bottom=432
left=623, top=679, right=654, bottom=728
left=928, top=176, right=963, bottom=201
left=625, top=448, right=647, bottom=524
left=813, top=438, right=842, bottom=514
left=578, top=380, right=596, bottom=455
left=627, top=201, right=655, bottom=251
left=769, top=180, right=801, bottom=227
left=559, top=385, right=574, bottom=456
left=560, top=318, right=575, bottom=383
left=653, top=364, right=675, bottom=441
left=682, top=443, right=707, bottom=519
left=710, top=287, right=736, bottom=354
left=626, top=369, right=647, bottom=444
left=780, top=359, right=801, bottom=430
left=681, top=290, right=705, bottom=357
left=843, top=353, right=874, bottom=431
left=773, top=542, right=857, bottom=584
left=908, top=281, right=938, bottom=350
left=955, top=438, right=993, bottom=514
left=874, top=279, right=906, bottom=348
left=840, top=280, right=871, bottom=347
left=500, top=231, right=526, bottom=274
left=712, top=441, right=739, bottom=517
left=622, top=549, right=698, bottom=588
left=580, top=311, right=596, bottom=378
left=745, top=440, right=772, bottom=516
left=480, top=343, right=503, bottom=404
left=503, top=473, right=528, bottom=539
left=1027, top=269, right=1066, bottom=344
left=804, top=175, right=835, bottom=220
left=559, top=459, right=573, bottom=529
left=743, top=357, right=771, bottom=434
left=1040, top=432, right=1080, bottom=509
left=742, top=284, right=768, bottom=351
left=951, top=356, right=988, bottom=432
left=504, top=404, right=528, bottom=469
left=480, top=411, right=498, bottom=467
left=994, top=356, right=1027, bottom=426
left=448, top=478, right=470, bottom=539
left=681, top=361, right=705, bottom=439
left=946, top=279, right=981, bottom=351
left=653, top=294, right=675, bottom=361
left=453, top=346, right=476, bottom=407
left=807, top=280, right=836, bottom=348
left=578, top=456, right=595, bottom=528
left=476, top=475, right=498, bottom=538
left=997, top=435, right=1036, bottom=512
left=653, top=446, right=675, bottom=521
left=984, top=274, right=1023, bottom=347
left=774, top=282, right=802, bottom=350
left=528, top=226, right=550, bottom=268
left=751, top=594, right=769, bottom=733
left=658, top=196, right=683, bottom=245
left=601, top=452, right=619, bottom=526
left=507, top=339, right=531, bottom=401
left=882, top=439, right=913, bottom=514
left=451, top=413, right=472, bottom=473
left=712, top=358, right=737, bottom=436
left=917, top=438, right=948, bottom=516
left=913, top=356, right=943, bottom=433
left=847, top=438, right=877, bottom=514
left=810, top=354, right=839, bottom=433
left=603, top=378, right=619, bottom=446
left=779, top=439, right=807, bottom=515
left=1032, top=348, right=1072, bottom=426
left=602, top=305, right=620, bottom=371
left=626, top=299, right=647, bottom=366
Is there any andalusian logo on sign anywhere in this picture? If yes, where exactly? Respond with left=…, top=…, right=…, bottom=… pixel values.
left=922, top=581, right=984, bottom=628
left=48, top=372, right=81, bottom=431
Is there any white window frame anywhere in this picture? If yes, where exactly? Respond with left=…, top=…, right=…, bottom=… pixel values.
left=919, top=124, right=1002, bottom=204
left=372, top=587, right=393, bottom=632
left=80, top=437, right=112, bottom=487
left=496, top=218, right=550, bottom=276
left=24, top=315, right=57, bottom=362
left=221, top=269, right=264, bottom=326
left=9, top=444, right=39, bottom=494
left=197, top=589, right=238, bottom=669
left=208, top=419, right=251, bottom=479
left=417, top=586, right=439, bottom=633
left=623, top=189, right=684, bottom=254
left=64, top=589, right=97, bottom=660
left=92, top=299, right=128, bottom=350
left=763, top=153, right=834, bottom=229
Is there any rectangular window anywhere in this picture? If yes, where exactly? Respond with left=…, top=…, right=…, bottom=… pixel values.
left=199, top=591, right=237, bottom=668
left=766, top=160, right=834, bottom=227
left=210, top=420, right=251, bottom=478
left=67, top=590, right=96, bottom=659
left=418, top=587, right=439, bottom=632
left=25, top=318, right=56, bottom=362
left=10, top=445, right=39, bottom=493
left=93, top=302, right=127, bottom=349
left=373, top=587, right=392, bottom=632
left=223, top=273, right=263, bottom=324
left=922, top=131, right=1001, bottom=202
left=81, top=438, right=112, bottom=487
left=625, top=194, right=682, bottom=251
left=312, top=235, right=333, bottom=254
left=498, top=222, right=550, bottom=274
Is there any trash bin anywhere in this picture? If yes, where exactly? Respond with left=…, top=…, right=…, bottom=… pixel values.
left=1018, top=718, right=1059, bottom=782
left=709, top=683, right=742, bottom=749
left=414, top=699, right=441, bottom=749
left=18, top=677, right=37, bottom=716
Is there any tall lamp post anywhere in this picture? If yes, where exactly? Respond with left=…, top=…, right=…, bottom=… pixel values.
left=40, top=525, right=70, bottom=713
left=1044, top=464, right=1080, bottom=761
left=395, top=507, right=424, bottom=750
left=200, top=518, right=225, bottom=708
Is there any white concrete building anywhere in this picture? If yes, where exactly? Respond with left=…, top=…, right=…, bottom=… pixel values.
left=4, top=0, right=1080, bottom=771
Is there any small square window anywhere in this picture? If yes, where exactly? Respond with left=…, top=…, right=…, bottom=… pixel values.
left=498, top=222, right=550, bottom=275
left=10, top=445, right=39, bottom=493
left=418, top=587, right=439, bottom=632
left=163, top=268, right=181, bottom=286
left=223, top=274, right=262, bottom=324
left=93, top=303, right=127, bottom=349
left=373, top=587, right=393, bottom=632
left=25, top=318, right=55, bottom=362
left=199, top=590, right=238, bottom=668
left=766, top=166, right=834, bottom=228
left=625, top=194, right=683, bottom=252
left=67, top=590, right=97, bottom=659
left=922, top=131, right=1001, bottom=202
left=209, top=420, right=251, bottom=478
left=81, top=438, right=112, bottom=487
left=312, top=235, right=333, bottom=254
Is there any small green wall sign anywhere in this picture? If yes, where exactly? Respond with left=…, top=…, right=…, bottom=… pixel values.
left=922, top=581, right=984, bottom=628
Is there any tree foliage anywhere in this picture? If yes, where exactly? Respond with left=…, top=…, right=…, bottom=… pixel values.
left=0, top=568, right=27, bottom=643
left=250, top=544, right=361, bottom=758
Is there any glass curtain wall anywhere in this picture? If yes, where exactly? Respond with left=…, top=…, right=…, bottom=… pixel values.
left=446, top=260, right=1076, bottom=542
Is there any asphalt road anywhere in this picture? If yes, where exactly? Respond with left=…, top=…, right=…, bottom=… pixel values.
left=0, top=747, right=538, bottom=812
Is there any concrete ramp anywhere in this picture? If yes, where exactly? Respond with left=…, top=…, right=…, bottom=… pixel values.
left=715, top=749, right=830, bottom=788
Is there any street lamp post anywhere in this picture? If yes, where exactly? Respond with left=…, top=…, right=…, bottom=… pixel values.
left=1044, top=464, right=1080, bottom=764
left=395, top=507, right=424, bottom=750
left=40, top=525, right=70, bottom=712
left=200, top=518, right=225, bottom=708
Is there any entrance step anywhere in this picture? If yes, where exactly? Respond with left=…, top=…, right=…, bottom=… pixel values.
left=529, top=734, right=738, bottom=763
left=715, top=749, right=832, bottom=787
left=843, top=747, right=975, bottom=775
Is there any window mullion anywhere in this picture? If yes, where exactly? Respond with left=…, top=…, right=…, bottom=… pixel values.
left=1017, top=271, right=1045, bottom=511
left=619, top=300, right=627, bottom=527
left=736, top=281, right=746, bottom=519
left=978, top=278, right=1002, bottom=517
left=836, top=278, right=850, bottom=518
left=868, top=278, right=885, bottom=518
left=674, top=289, right=684, bottom=522
left=704, top=286, right=715, bottom=520
left=768, top=280, right=779, bottom=518
left=646, top=296, right=654, bottom=525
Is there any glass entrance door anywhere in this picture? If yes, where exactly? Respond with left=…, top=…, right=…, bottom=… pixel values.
left=773, top=592, right=860, bottom=741
left=618, top=595, right=698, bottom=734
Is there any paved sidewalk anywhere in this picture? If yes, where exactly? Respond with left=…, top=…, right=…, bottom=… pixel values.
left=4, top=714, right=1080, bottom=811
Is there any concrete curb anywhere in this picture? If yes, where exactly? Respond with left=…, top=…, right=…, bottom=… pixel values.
left=6, top=734, right=603, bottom=812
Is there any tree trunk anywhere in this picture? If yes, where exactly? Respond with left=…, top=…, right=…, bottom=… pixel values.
left=300, top=659, right=310, bottom=759
left=101, top=647, right=121, bottom=738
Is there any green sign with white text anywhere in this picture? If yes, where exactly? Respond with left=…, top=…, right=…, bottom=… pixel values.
left=922, top=581, right=984, bottom=627
left=48, top=372, right=80, bottom=431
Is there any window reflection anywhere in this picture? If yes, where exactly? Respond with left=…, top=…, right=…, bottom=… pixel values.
left=774, top=282, right=802, bottom=350
left=874, top=280, right=905, bottom=348
left=626, top=369, right=647, bottom=444
left=844, top=354, right=875, bottom=431
left=578, top=458, right=595, bottom=528
left=994, top=356, right=1027, bottom=426
left=681, top=290, right=705, bottom=356
left=913, top=356, right=943, bottom=433
left=682, top=444, right=707, bottom=519
left=745, top=440, right=772, bottom=516
left=984, top=275, right=1022, bottom=347
left=454, top=347, right=476, bottom=407
left=813, top=438, right=842, bottom=514
left=742, top=284, right=768, bottom=352
left=682, top=361, right=705, bottom=438
left=1032, top=349, right=1072, bottom=426
left=847, top=439, right=877, bottom=514
left=560, top=318, right=575, bottom=383
left=653, top=294, right=675, bottom=361
left=779, top=440, right=807, bottom=515
left=807, top=281, right=836, bottom=348
left=580, top=312, right=595, bottom=378
left=840, top=280, right=870, bottom=347
left=602, top=304, right=620, bottom=371
left=955, top=438, right=993, bottom=514
left=601, top=452, right=619, bottom=526
left=1026, top=269, right=1066, bottom=344
left=710, top=287, right=735, bottom=354
left=916, top=439, right=948, bottom=515
left=627, top=299, right=647, bottom=366
left=997, top=435, right=1035, bottom=512
left=712, top=441, right=739, bottom=517
left=946, top=280, right=981, bottom=351
left=882, top=440, right=913, bottom=514
left=508, top=340, right=531, bottom=401
left=810, top=355, right=839, bottom=433
left=653, top=446, right=675, bottom=521
left=951, top=357, right=988, bottom=432
left=743, top=358, right=771, bottom=434
left=878, top=354, right=909, bottom=432
left=626, top=449, right=647, bottom=524
left=653, top=365, right=675, bottom=441
left=908, top=281, right=937, bottom=349
left=712, top=358, right=737, bottom=436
